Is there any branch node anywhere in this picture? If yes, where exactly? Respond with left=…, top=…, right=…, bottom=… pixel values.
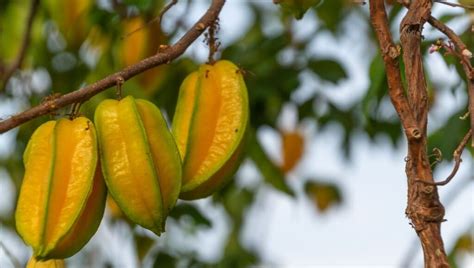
left=462, top=49, right=473, bottom=58
left=196, top=22, right=206, bottom=31
left=422, top=185, right=434, bottom=195
left=387, top=45, right=401, bottom=59
left=459, top=111, right=469, bottom=120
left=408, top=127, right=422, bottom=140
left=158, top=44, right=170, bottom=53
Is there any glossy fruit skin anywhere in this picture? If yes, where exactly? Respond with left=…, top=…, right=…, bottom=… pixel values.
left=94, top=96, right=182, bottom=235
left=172, top=60, right=249, bottom=200
left=15, top=117, right=106, bottom=260
left=26, top=257, right=66, bottom=268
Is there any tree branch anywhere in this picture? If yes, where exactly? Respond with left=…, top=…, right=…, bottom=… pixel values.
left=428, top=18, right=474, bottom=147
left=0, top=0, right=226, bottom=134
left=428, top=17, right=474, bottom=147
left=417, top=129, right=472, bottom=186
left=1, top=0, right=40, bottom=91
left=434, top=0, right=474, bottom=10
left=400, top=175, right=474, bottom=267
left=370, top=1, right=450, bottom=266
left=121, top=0, right=179, bottom=40
left=369, top=0, right=421, bottom=142
left=401, top=0, right=474, bottom=147
left=399, top=1, right=450, bottom=267
left=400, top=0, right=432, bottom=132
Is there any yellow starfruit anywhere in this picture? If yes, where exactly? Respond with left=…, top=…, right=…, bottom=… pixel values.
left=172, top=60, right=249, bottom=200
left=16, top=117, right=106, bottom=260
left=94, top=96, right=182, bottom=235
left=26, top=257, right=66, bottom=268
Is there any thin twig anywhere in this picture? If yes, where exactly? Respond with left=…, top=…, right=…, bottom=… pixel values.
left=428, top=17, right=473, bottom=69
left=1, top=0, right=40, bottom=91
left=434, top=0, right=474, bottom=10
left=426, top=16, right=474, bottom=146
left=0, top=0, right=225, bottom=134
left=121, top=0, right=179, bottom=39
left=417, top=129, right=473, bottom=186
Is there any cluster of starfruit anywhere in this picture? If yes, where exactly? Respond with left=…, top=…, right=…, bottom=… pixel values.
left=15, top=60, right=249, bottom=264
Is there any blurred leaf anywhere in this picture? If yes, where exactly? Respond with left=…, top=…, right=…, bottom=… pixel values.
left=247, top=130, right=294, bottom=196
left=387, top=4, right=403, bottom=23
left=452, top=233, right=473, bottom=252
left=364, top=115, right=401, bottom=146
left=319, top=103, right=359, bottom=157
left=308, top=59, right=347, bottom=83
left=0, top=1, right=30, bottom=61
left=281, top=130, right=305, bottom=173
left=152, top=252, right=177, bottom=268
left=135, top=233, right=155, bottom=261
left=216, top=229, right=258, bottom=268
left=305, top=180, right=342, bottom=212
left=211, top=185, right=259, bottom=266
left=314, top=0, right=345, bottom=32
left=448, top=226, right=474, bottom=268
left=437, top=14, right=458, bottom=24
left=122, top=0, right=155, bottom=11
left=275, top=0, right=323, bottom=20
left=213, top=183, right=255, bottom=223
left=168, top=203, right=212, bottom=228
left=362, top=53, right=386, bottom=117
left=222, top=23, right=301, bottom=127
left=298, top=97, right=316, bottom=119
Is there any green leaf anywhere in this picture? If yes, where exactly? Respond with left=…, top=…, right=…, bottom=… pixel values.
left=362, top=53, right=386, bottom=117
left=308, top=59, right=347, bottom=83
left=152, top=252, right=177, bottom=268
left=447, top=226, right=474, bottom=268
left=314, top=0, right=345, bottom=32
left=298, top=97, right=316, bottom=120
left=214, top=185, right=255, bottom=223
left=247, top=130, right=294, bottom=196
left=134, top=233, right=155, bottom=261
left=168, top=203, right=212, bottom=228
left=275, top=0, right=323, bottom=20
left=218, top=229, right=258, bottom=267
left=304, top=180, right=342, bottom=213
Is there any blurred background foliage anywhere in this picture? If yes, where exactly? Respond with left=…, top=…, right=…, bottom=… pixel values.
left=0, top=0, right=473, bottom=267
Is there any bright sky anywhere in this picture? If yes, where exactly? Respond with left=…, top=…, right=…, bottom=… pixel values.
left=1, top=1, right=473, bottom=268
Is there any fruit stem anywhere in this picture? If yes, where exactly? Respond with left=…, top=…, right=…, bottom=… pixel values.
left=206, top=18, right=220, bottom=64
left=69, top=102, right=82, bottom=120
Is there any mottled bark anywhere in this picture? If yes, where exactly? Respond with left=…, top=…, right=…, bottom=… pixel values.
left=370, top=1, right=450, bottom=267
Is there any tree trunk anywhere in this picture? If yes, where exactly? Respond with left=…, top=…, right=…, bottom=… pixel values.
left=369, top=0, right=450, bottom=267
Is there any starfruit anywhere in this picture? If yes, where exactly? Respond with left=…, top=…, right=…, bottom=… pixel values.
left=15, top=117, right=106, bottom=260
left=172, top=60, right=249, bottom=200
left=94, top=96, right=182, bottom=235
left=26, top=257, right=66, bottom=268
